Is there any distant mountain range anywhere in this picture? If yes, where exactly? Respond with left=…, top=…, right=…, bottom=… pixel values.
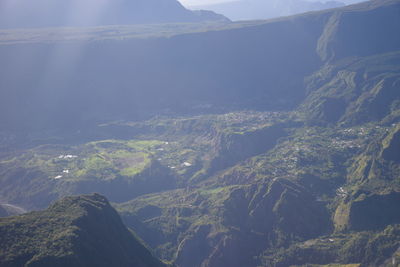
left=189, top=0, right=346, bottom=20
left=0, top=0, right=228, bottom=28
left=339, top=0, right=366, bottom=3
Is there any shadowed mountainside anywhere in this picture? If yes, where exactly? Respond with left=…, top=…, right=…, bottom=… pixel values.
left=1, top=0, right=400, bottom=132
left=0, top=193, right=167, bottom=267
left=0, top=0, right=400, bottom=266
left=0, top=203, right=26, bottom=217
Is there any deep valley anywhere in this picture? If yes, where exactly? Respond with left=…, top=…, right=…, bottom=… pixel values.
left=0, top=0, right=400, bottom=266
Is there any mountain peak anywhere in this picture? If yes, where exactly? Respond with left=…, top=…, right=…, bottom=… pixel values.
left=0, top=193, right=166, bottom=267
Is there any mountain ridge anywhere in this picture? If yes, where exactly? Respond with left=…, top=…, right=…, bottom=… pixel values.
left=0, top=193, right=167, bottom=267
left=188, top=0, right=345, bottom=21
left=0, top=0, right=228, bottom=29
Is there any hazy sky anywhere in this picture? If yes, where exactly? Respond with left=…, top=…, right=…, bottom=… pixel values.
left=178, top=0, right=235, bottom=7
left=178, top=0, right=366, bottom=7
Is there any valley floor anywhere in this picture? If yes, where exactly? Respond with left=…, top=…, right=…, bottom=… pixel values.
left=1, top=109, right=399, bottom=266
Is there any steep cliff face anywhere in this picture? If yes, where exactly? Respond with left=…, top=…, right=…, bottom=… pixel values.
left=195, top=179, right=331, bottom=267
left=265, top=224, right=400, bottom=267
left=0, top=6, right=326, bottom=131
left=1, top=1, right=399, bottom=132
left=317, top=0, right=400, bottom=62
left=348, top=192, right=400, bottom=231
left=382, top=124, right=400, bottom=162
left=208, top=123, right=288, bottom=174
left=0, top=194, right=166, bottom=267
left=119, top=179, right=332, bottom=267
left=333, top=125, right=400, bottom=232
left=334, top=192, right=400, bottom=232
left=301, top=52, right=400, bottom=126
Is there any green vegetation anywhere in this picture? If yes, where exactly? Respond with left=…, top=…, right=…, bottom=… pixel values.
left=301, top=51, right=400, bottom=126
left=0, top=194, right=167, bottom=267
left=0, top=0, right=400, bottom=266
left=0, top=139, right=163, bottom=181
left=263, top=224, right=400, bottom=267
left=1, top=107, right=399, bottom=265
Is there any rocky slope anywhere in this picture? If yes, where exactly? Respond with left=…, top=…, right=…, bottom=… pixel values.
left=0, top=193, right=166, bottom=267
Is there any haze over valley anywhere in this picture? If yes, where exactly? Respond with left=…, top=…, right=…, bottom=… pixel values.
left=183, top=0, right=368, bottom=21
left=0, top=0, right=399, bottom=266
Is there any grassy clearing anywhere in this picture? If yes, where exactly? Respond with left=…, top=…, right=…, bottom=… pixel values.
left=2, top=139, right=166, bottom=181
